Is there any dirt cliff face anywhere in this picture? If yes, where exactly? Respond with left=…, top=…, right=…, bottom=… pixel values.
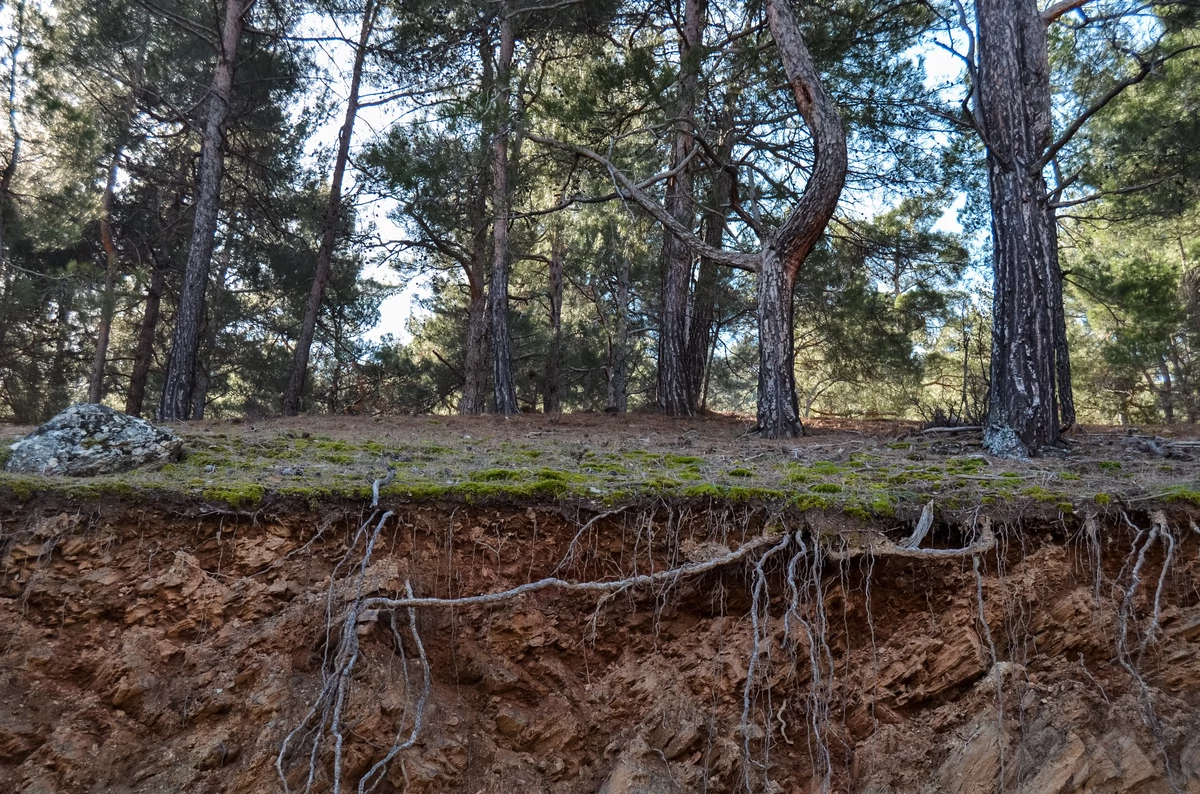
left=2, top=496, right=1200, bottom=793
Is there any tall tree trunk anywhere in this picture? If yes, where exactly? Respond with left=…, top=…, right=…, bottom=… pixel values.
left=158, top=0, right=254, bottom=421
left=46, top=282, right=75, bottom=420
left=88, top=151, right=123, bottom=404
left=607, top=256, right=631, bottom=413
left=0, top=0, right=26, bottom=357
left=489, top=3, right=519, bottom=415
left=283, top=0, right=376, bottom=415
left=460, top=34, right=495, bottom=415
left=125, top=252, right=166, bottom=417
left=543, top=226, right=564, bottom=414
left=976, top=0, right=1064, bottom=456
left=87, top=20, right=146, bottom=406
left=687, top=110, right=735, bottom=407
left=190, top=240, right=231, bottom=421
left=658, top=0, right=703, bottom=416
left=756, top=0, right=847, bottom=438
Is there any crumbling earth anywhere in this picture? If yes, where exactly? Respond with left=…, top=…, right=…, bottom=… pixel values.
left=2, top=489, right=1199, bottom=793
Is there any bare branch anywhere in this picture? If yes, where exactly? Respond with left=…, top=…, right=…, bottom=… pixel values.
left=525, top=131, right=760, bottom=272
left=1042, top=0, right=1093, bottom=24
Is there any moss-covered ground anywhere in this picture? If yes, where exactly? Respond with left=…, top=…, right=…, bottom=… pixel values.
left=0, top=414, right=1197, bottom=524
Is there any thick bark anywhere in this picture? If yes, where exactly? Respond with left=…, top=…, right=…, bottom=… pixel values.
left=282, top=0, right=375, bottom=416
left=976, top=0, right=1067, bottom=456
left=658, top=0, right=703, bottom=416
left=543, top=228, right=564, bottom=414
left=489, top=5, right=519, bottom=416
left=158, top=0, right=254, bottom=421
left=756, top=0, right=848, bottom=438
left=460, top=36, right=495, bottom=415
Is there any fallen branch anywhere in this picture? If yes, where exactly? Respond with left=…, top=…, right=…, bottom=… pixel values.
left=921, top=425, right=983, bottom=434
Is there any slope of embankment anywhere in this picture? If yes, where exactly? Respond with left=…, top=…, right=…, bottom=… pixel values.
left=2, top=415, right=1199, bottom=793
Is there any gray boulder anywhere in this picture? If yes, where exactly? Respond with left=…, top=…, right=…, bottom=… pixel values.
left=5, top=404, right=183, bottom=476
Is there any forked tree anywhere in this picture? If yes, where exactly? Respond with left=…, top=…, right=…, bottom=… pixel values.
left=529, top=0, right=847, bottom=437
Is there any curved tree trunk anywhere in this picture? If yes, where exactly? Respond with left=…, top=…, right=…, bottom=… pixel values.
left=976, top=0, right=1064, bottom=456
left=756, top=0, right=848, bottom=438
left=282, top=0, right=376, bottom=416
left=158, top=0, right=254, bottom=421
left=489, top=4, right=519, bottom=416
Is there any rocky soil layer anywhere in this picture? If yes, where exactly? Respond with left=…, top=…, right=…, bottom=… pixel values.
left=2, top=496, right=1200, bottom=793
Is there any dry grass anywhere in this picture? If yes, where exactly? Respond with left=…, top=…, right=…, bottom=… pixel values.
left=0, top=413, right=1197, bottom=524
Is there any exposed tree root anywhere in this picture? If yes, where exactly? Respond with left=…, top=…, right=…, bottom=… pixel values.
left=278, top=497, right=1195, bottom=793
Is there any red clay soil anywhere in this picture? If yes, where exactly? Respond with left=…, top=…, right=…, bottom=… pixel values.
left=3, top=493, right=1200, bottom=793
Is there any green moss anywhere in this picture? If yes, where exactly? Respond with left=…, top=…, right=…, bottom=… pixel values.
left=886, top=442, right=911, bottom=450
left=1097, top=461, right=1122, bottom=472
left=533, top=467, right=586, bottom=483
left=681, top=483, right=723, bottom=499
left=727, top=467, right=755, bottom=478
left=811, top=482, right=843, bottom=494
left=582, top=462, right=630, bottom=476
left=810, top=461, right=843, bottom=476
left=663, top=454, right=704, bottom=466
left=0, top=476, right=40, bottom=501
left=202, top=483, right=265, bottom=509
left=1162, top=487, right=1200, bottom=507
left=724, top=486, right=786, bottom=502
left=843, top=504, right=871, bottom=520
left=469, top=468, right=526, bottom=482
left=793, top=493, right=834, bottom=511
left=320, top=453, right=355, bottom=465
left=1093, top=492, right=1112, bottom=506
left=1020, top=485, right=1066, bottom=504
left=363, top=442, right=386, bottom=455
left=1056, top=472, right=1082, bottom=482
left=946, top=457, right=988, bottom=474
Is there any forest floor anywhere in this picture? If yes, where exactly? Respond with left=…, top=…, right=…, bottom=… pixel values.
left=1, top=412, right=1197, bottom=525
left=3, top=414, right=1200, bottom=792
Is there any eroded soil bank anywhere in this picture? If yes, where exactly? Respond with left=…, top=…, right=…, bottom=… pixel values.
left=3, top=496, right=1200, bottom=793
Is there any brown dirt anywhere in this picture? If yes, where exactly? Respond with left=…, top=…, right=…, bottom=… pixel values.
left=3, top=489, right=1200, bottom=793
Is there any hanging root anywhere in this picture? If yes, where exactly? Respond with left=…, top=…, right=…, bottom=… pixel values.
left=278, top=510, right=395, bottom=794
left=740, top=533, right=793, bottom=794
left=282, top=504, right=791, bottom=792
left=973, top=550, right=1005, bottom=787
left=356, top=581, right=431, bottom=794
left=1115, top=509, right=1183, bottom=794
